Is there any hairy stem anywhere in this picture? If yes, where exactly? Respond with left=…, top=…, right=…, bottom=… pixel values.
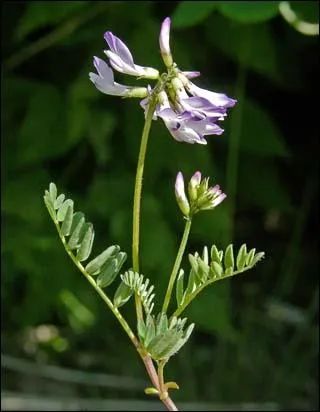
left=162, top=218, right=192, bottom=314
left=142, top=356, right=178, bottom=411
left=132, top=98, right=157, bottom=321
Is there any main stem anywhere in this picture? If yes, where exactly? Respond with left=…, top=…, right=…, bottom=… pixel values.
left=132, top=99, right=157, bottom=273
left=131, top=97, right=179, bottom=410
left=132, top=99, right=157, bottom=321
left=162, top=218, right=192, bottom=314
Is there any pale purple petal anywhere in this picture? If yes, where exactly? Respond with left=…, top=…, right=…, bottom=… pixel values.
left=212, top=193, right=227, bottom=207
left=186, top=82, right=237, bottom=108
left=89, top=57, right=133, bottom=96
left=159, top=17, right=173, bottom=67
left=182, top=71, right=201, bottom=79
left=104, top=32, right=135, bottom=67
left=159, top=17, right=171, bottom=56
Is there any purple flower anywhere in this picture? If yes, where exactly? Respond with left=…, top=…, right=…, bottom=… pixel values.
left=104, top=32, right=159, bottom=79
left=156, top=92, right=224, bottom=144
left=89, top=57, right=148, bottom=97
left=90, top=17, right=237, bottom=145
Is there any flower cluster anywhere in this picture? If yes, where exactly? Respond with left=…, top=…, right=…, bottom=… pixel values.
left=89, top=17, right=236, bottom=145
left=175, top=171, right=226, bottom=218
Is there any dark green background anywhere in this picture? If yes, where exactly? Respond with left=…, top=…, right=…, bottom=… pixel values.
left=2, top=1, right=319, bottom=410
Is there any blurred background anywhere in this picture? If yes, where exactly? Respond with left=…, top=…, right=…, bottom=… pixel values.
left=1, top=1, right=319, bottom=411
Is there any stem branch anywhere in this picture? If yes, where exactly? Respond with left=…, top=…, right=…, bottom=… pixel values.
left=162, top=218, right=192, bottom=314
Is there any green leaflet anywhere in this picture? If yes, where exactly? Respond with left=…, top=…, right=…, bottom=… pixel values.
left=85, top=245, right=120, bottom=276
left=68, top=214, right=85, bottom=250
left=224, top=244, right=234, bottom=271
left=76, top=223, right=94, bottom=262
left=176, top=269, right=185, bottom=307
left=246, top=248, right=256, bottom=266
left=211, top=244, right=222, bottom=264
left=49, top=182, right=57, bottom=203
left=236, top=243, right=247, bottom=270
left=60, top=204, right=74, bottom=236
left=211, top=261, right=223, bottom=277
left=156, top=313, right=169, bottom=336
left=57, top=199, right=74, bottom=222
left=54, top=193, right=65, bottom=210
left=96, top=252, right=127, bottom=288
left=113, top=281, right=133, bottom=308
left=96, top=258, right=118, bottom=288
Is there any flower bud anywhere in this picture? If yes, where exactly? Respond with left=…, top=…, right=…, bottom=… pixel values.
left=159, top=17, right=173, bottom=68
left=175, top=172, right=190, bottom=217
left=188, top=171, right=201, bottom=202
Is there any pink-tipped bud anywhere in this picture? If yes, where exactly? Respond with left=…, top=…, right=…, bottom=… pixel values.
left=188, top=171, right=202, bottom=202
left=159, top=17, right=173, bottom=68
left=175, top=172, right=190, bottom=217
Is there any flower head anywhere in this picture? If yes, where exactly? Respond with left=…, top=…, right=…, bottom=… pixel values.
left=175, top=171, right=226, bottom=217
left=90, top=17, right=237, bottom=145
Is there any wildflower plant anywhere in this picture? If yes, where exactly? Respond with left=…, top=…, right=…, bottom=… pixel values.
left=44, top=17, right=265, bottom=411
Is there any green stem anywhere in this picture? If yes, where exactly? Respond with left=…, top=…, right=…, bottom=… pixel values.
left=162, top=218, right=192, bottom=314
left=158, top=361, right=168, bottom=400
left=132, top=98, right=157, bottom=321
left=172, top=266, right=253, bottom=318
